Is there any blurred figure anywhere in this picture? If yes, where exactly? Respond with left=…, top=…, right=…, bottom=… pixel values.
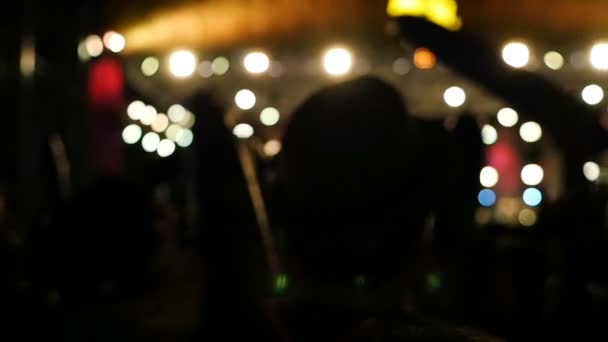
left=272, top=77, right=500, bottom=341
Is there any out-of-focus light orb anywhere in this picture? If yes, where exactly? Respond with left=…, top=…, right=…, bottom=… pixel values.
left=199, top=61, right=213, bottom=78
left=497, top=107, right=519, bottom=127
left=523, top=188, right=543, bottom=207
left=142, top=132, right=161, bottom=152
left=77, top=42, right=91, bottom=62
left=141, top=57, right=160, bottom=76
left=84, top=35, right=104, bottom=57
left=443, top=86, right=466, bottom=108
left=590, top=43, right=608, bottom=71
left=212, top=57, right=230, bottom=75
left=519, top=121, right=542, bottom=143
left=264, top=140, right=282, bottom=157
left=176, top=128, right=194, bottom=148
left=413, top=48, right=436, bottom=69
left=244, top=51, right=270, bottom=74
left=582, top=84, right=604, bottom=105
left=168, top=50, right=197, bottom=78
left=480, top=166, right=500, bottom=188
left=323, top=47, right=353, bottom=76
left=519, top=209, right=538, bottom=227
left=260, top=107, right=280, bottom=127
left=481, top=125, right=498, bottom=145
left=502, top=42, right=530, bottom=68
left=103, top=31, right=126, bottom=53
left=544, top=51, right=564, bottom=70
left=233, top=123, right=254, bottom=139
left=181, top=111, right=196, bottom=129
left=140, top=105, right=158, bottom=126
left=151, top=113, right=169, bottom=133
left=571, top=52, right=587, bottom=69
left=521, top=164, right=544, bottom=186
left=583, top=161, right=601, bottom=182
left=122, top=124, right=142, bottom=145
left=166, top=124, right=183, bottom=141
left=127, top=101, right=146, bottom=120
left=157, top=139, right=176, bottom=157
left=235, top=89, right=256, bottom=110
left=168, top=104, right=187, bottom=123
left=392, top=58, right=410, bottom=75
left=478, top=189, right=497, bottom=207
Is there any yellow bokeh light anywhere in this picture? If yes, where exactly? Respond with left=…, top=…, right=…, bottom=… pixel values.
left=544, top=51, right=564, bottom=70
left=387, top=0, right=462, bottom=31
left=264, top=140, right=282, bottom=157
left=502, top=41, right=530, bottom=68
left=518, top=209, right=537, bottom=227
left=168, top=50, right=197, bottom=78
left=323, top=47, right=353, bottom=76
left=141, top=57, right=160, bottom=76
left=244, top=51, right=270, bottom=74
left=590, top=43, right=608, bottom=71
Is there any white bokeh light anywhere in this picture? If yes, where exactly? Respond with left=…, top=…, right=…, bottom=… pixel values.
left=142, top=132, right=161, bottom=152
left=244, top=51, right=270, bottom=74
left=103, top=31, right=126, bottom=53
left=176, top=128, right=194, bottom=148
left=323, top=47, right=353, bottom=76
left=141, top=57, right=160, bottom=76
left=233, top=123, right=254, bottom=139
left=166, top=124, right=183, bottom=141
left=544, top=51, right=564, bottom=70
left=84, top=35, right=104, bottom=57
left=122, top=124, right=142, bottom=145
left=519, top=121, right=542, bottom=143
left=168, top=104, right=187, bottom=123
left=443, top=86, right=466, bottom=108
left=264, top=140, right=282, bottom=157
left=583, top=161, right=601, bottom=182
left=481, top=125, right=498, bottom=145
left=157, top=139, right=176, bottom=158
left=235, top=89, right=256, bottom=110
left=212, top=57, right=230, bottom=75
left=502, top=42, right=530, bottom=68
left=521, top=164, right=544, bottom=186
left=582, top=84, right=604, bottom=105
left=260, top=107, right=280, bottom=126
left=497, top=107, right=519, bottom=127
left=480, top=166, right=499, bottom=188
left=140, top=105, right=158, bottom=126
left=127, top=101, right=146, bottom=120
left=168, top=50, right=197, bottom=78
left=151, top=113, right=169, bottom=133
left=590, top=43, right=608, bottom=71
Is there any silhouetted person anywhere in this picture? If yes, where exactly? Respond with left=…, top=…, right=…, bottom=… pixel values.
left=273, top=77, right=500, bottom=341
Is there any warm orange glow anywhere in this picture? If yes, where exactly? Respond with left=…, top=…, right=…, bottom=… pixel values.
left=413, top=48, right=436, bottom=69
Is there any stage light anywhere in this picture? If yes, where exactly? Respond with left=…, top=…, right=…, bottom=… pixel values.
left=502, top=41, right=530, bottom=68
left=323, top=47, right=353, bottom=76
left=168, top=50, right=197, bottom=78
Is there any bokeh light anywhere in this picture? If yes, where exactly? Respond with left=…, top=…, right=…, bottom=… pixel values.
left=168, top=104, right=187, bottom=123
left=127, top=100, right=145, bottom=120
left=151, top=113, right=169, bottom=133
left=323, top=47, right=353, bottom=76
left=199, top=61, right=214, bottom=78
left=181, top=111, right=196, bottom=129
left=166, top=124, right=183, bottom=141
left=233, top=123, right=254, bottom=139
left=122, top=124, right=142, bottom=144
left=244, top=51, right=270, bottom=74
left=521, top=164, right=544, bottom=186
left=582, top=84, right=604, bottom=105
left=140, top=105, right=158, bottom=126
left=544, top=51, right=564, bottom=70
left=497, top=107, right=519, bottom=127
left=518, top=209, right=538, bottom=227
left=168, top=50, right=197, bottom=78
left=590, top=43, right=608, bottom=71
left=481, top=125, right=498, bottom=145
left=519, top=121, right=542, bottom=143
left=443, top=86, right=466, bottom=108
left=392, top=58, right=410, bottom=75
left=235, top=89, right=256, bottom=110
left=502, top=42, right=530, bottom=68
left=264, top=139, right=282, bottom=157
left=413, top=48, right=436, bottom=69
left=480, top=166, right=499, bottom=188
left=142, top=132, right=161, bottom=152
left=84, top=35, right=104, bottom=57
left=212, top=57, right=230, bottom=75
left=103, top=31, right=126, bottom=53
left=77, top=41, right=91, bottom=62
left=387, top=0, right=462, bottom=31
left=176, top=128, right=194, bottom=147
left=478, top=189, right=497, bottom=207
left=523, top=188, right=543, bottom=207
left=583, top=161, right=601, bottom=182
left=141, top=57, right=160, bottom=76
left=157, top=139, right=176, bottom=157
left=260, top=107, right=280, bottom=126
